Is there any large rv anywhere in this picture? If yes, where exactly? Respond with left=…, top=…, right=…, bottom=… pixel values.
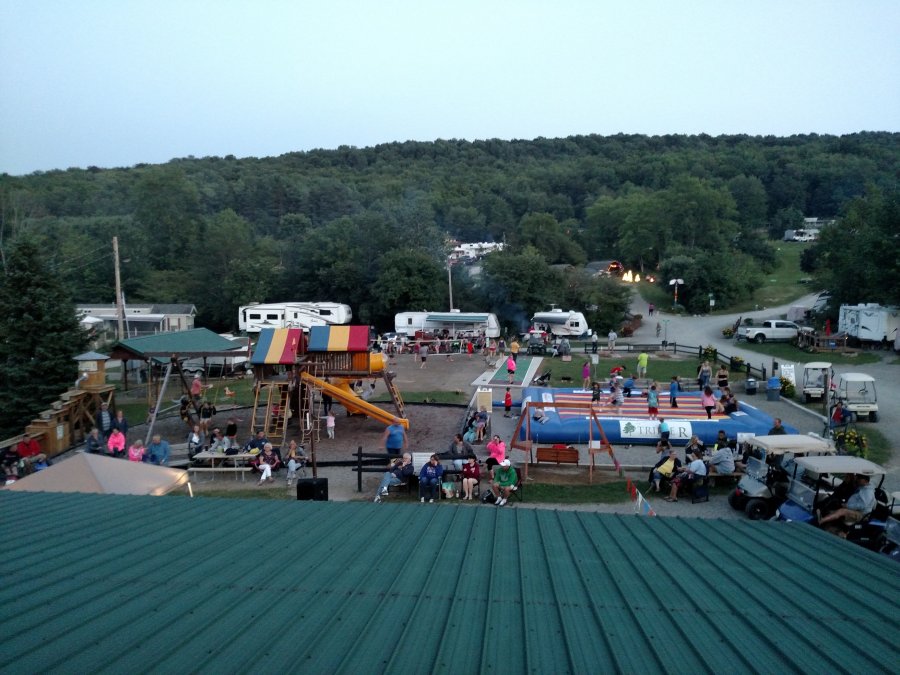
left=239, top=302, right=352, bottom=333
left=394, top=311, right=501, bottom=338
left=838, top=303, right=900, bottom=344
left=530, top=308, right=592, bottom=337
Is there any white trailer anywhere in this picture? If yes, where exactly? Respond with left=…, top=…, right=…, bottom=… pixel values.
left=394, top=310, right=500, bottom=338
left=530, top=308, right=592, bottom=337
left=238, top=302, right=352, bottom=333
left=838, top=303, right=900, bottom=344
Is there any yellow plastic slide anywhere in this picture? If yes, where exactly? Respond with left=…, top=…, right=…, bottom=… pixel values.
left=300, top=372, right=409, bottom=429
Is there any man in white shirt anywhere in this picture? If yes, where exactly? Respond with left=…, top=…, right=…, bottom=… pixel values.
left=818, top=475, right=877, bottom=526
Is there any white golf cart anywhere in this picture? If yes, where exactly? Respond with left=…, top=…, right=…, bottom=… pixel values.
left=728, top=434, right=835, bottom=520
left=800, top=361, right=831, bottom=403
left=833, top=372, right=878, bottom=422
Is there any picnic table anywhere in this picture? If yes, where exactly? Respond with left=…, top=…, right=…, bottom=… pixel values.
left=189, top=451, right=257, bottom=482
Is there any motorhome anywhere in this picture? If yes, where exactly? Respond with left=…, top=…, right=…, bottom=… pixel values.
left=238, top=302, right=352, bottom=333
left=394, top=311, right=500, bottom=338
left=530, top=308, right=592, bottom=337
left=838, top=303, right=900, bottom=345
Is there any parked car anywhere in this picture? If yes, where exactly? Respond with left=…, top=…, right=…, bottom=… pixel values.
left=738, top=319, right=800, bottom=343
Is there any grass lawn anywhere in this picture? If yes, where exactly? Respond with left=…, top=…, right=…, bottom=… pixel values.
left=735, top=341, right=881, bottom=366
left=863, top=427, right=891, bottom=466
left=639, top=241, right=819, bottom=314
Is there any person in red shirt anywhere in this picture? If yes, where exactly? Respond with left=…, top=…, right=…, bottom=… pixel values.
left=16, top=437, right=47, bottom=470
left=503, top=387, right=513, bottom=418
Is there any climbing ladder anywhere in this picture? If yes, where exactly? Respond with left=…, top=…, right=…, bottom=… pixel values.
left=297, top=362, right=325, bottom=446
left=251, top=381, right=292, bottom=446
left=383, top=371, right=406, bottom=419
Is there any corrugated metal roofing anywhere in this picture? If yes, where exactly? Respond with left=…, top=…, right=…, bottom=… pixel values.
left=115, top=328, right=239, bottom=357
left=1, top=492, right=897, bottom=674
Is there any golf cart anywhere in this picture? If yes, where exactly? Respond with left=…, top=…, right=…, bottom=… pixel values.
left=728, top=434, right=835, bottom=520
left=833, top=372, right=878, bottom=422
left=800, top=362, right=831, bottom=403
left=775, top=455, right=892, bottom=550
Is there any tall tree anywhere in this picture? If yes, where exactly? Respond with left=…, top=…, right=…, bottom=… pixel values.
left=0, top=238, right=88, bottom=437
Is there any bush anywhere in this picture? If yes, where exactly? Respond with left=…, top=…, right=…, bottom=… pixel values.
left=779, top=376, right=796, bottom=398
left=702, top=345, right=718, bottom=361
left=721, top=326, right=735, bottom=338
left=834, top=429, right=868, bottom=458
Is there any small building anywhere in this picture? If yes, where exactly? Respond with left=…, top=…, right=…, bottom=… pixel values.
left=76, top=303, right=197, bottom=339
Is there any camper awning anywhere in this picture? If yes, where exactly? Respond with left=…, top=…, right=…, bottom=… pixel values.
left=532, top=313, right=569, bottom=325
left=425, top=314, right=489, bottom=323
left=251, top=328, right=304, bottom=364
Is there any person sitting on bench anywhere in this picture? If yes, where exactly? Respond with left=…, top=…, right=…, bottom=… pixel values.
left=255, top=443, right=281, bottom=485
left=666, top=451, right=707, bottom=502
left=418, top=454, right=443, bottom=503
left=374, top=452, right=413, bottom=502
left=707, top=442, right=735, bottom=475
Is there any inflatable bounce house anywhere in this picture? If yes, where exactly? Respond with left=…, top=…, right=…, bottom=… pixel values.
left=516, top=387, right=794, bottom=447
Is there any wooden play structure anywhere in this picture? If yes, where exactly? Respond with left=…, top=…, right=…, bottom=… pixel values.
left=249, top=327, right=407, bottom=450
left=508, top=400, right=620, bottom=483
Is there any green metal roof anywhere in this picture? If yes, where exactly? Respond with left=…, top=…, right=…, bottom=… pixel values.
left=425, top=313, right=489, bottom=323
left=1, top=492, right=898, bottom=674
left=114, top=328, right=240, bottom=358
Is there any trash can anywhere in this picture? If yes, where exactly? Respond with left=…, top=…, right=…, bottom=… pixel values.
left=766, top=376, right=781, bottom=401
left=745, top=378, right=758, bottom=395
left=297, top=477, right=328, bottom=501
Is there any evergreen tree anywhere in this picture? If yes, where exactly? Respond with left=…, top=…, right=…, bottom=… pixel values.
left=0, top=239, right=88, bottom=437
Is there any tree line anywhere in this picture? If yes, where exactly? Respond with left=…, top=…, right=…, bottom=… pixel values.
left=1, top=131, right=898, bottom=329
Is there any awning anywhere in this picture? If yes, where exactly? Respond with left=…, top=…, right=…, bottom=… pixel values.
left=532, top=313, right=569, bottom=325
left=426, top=314, right=489, bottom=323
left=307, top=325, right=370, bottom=352
left=250, top=328, right=304, bottom=364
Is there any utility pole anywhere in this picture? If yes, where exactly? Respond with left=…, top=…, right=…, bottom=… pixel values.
left=447, top=260, right=454, bottom=311
left=113, top=236, right=124, bottom=340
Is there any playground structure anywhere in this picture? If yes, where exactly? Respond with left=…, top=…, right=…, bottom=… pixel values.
left=249, top=326, right=407, bottom=452
left=515, top=387, right=793, bottom=448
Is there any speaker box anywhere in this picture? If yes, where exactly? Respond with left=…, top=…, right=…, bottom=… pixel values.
left=296, top=477, right=328, bottom=501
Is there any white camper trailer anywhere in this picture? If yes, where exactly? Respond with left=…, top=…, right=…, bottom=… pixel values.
left=530, top=308, right=592, bottom=337
left=394, top=311, right=500, bottom=338
left=238, top=302, right=352, bottom=333
left=838, top=304, right=900, bottom=345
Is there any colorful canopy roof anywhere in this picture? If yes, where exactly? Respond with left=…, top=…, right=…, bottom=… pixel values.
left=307, top=325, right=370, bottom=352
left=250, top=328, right=304, bottom=364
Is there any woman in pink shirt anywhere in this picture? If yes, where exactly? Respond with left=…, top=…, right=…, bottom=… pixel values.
left=701, top=386, right=717, bottom=420
left=107, top=428, right=126, bottom=458
left=485, top=434, right=506, bottom=471
left=127, top=439, right=145, bottom=462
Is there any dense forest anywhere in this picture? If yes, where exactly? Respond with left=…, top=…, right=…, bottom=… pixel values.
left=1, top=132, right=898, bottom=332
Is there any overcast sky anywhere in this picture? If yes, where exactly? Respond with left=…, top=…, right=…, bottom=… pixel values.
left=1, top=0, right=898, bottom=175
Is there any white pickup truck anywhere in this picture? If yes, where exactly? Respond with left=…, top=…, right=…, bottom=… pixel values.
left=739, top=319, right=800, bottom=343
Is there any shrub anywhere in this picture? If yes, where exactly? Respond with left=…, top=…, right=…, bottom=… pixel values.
left=702, top=345, right=718, bottom=361
left=834, top=429, right=868, bottom=458
left=779, top=376, right=796, bottom=398
left=721, top=326, right=735, bottom=338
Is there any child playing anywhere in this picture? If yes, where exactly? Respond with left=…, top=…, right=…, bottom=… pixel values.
left=326, top=412, right=335, bottom=439
left=504, top=387, right=513, bottom=418
left=669, top=375, right=680, bottom=408
left=647, top=385, right=659, bottom=420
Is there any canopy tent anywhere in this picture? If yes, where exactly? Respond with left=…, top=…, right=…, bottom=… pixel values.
left=250, top=328, right=304, bottom=365
left=307, top=325, right=371, bottom=352
left=8, top=453, right=190, bottom=496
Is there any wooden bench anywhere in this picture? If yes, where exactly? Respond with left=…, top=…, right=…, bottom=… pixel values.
left=535, top=445, right=580, bottom=465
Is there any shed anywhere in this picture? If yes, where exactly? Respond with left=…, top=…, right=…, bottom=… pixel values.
left=0, top=494, right=897, bottom=673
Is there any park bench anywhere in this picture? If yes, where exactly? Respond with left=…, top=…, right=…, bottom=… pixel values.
left=535, top=445, right=580, bottom=465
left=188, top=466, right=252, bottom=482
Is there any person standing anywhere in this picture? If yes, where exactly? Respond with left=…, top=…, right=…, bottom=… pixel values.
left=607, top=329, right=617, bottom=351
left=382, top=417, right=408, bottom=456
left=701, top=386, right=717, bottom=419
left=658, top=417, right=670, bottom=442
left=326, top=411, right=336, bottom=439
left=504, top=387, right=513, bottom=418
left=95, top=402, right=114, bottom=441
left=591, top=332, right=598, bottom=354
left=716, top=365, right=729, bottom=393
left=419, top=342, right=429, bottom=369
left=581, top=361, right=591, bottom=389
left=510, top=337, right=520, bottom=362
left=506, top=356, right=517, bottom=385
left=669, top=375, right=680, bottom=408
left=648, top=303, right=655, bottom=317
left=647, top=385, right=659, bottom=421
left=698, top=360, right=713, bottom=389
left=637, top=351, right=649, bottom=379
